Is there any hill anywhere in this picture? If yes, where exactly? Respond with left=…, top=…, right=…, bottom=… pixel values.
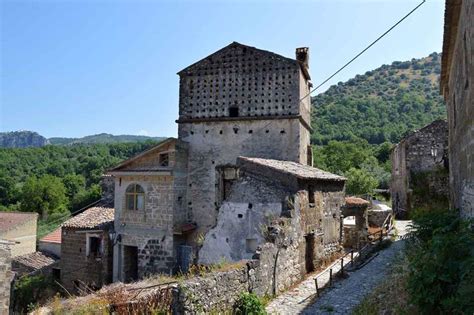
left=0, top=131, right=50, bottom=148
left=48, top=133, right=165, bottom=145
left=311, top=52, right=446, bottom=145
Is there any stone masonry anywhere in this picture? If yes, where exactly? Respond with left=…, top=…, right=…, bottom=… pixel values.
left=390, top=119, right=449, bottom=218
left=0, top=242, right=12, bottom=315
left=177, top=42, right=313, bottom=240
left=441, top=0, right=473, bottom=218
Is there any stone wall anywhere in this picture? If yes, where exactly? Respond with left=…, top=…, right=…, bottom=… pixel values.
left=390, top=120, right=449, bottom=218
left=368, top=209, right=391, bottom=227
left=177, top=43, right=312, bottom=243
left=61, top=229, right=113, bottom=294
left=0, top=214, right=38, bottom=258
left=0, top=243, right=12, bottom=314
left=175, top=265, right=249, bottom=313
left=198, top=167, right=345, bottom=295
left=442, top=0, right=473, bottom=218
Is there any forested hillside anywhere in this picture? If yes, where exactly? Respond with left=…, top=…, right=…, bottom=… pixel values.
left=0, top=141, right=159, bottom=225
left=49, top=133, right=165, bottom=145
left=311, top=52, right=446, bottom=145
left=311, top=53, right=446, bottom=195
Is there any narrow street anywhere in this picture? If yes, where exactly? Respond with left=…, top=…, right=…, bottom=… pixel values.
left=266, top=220, right=411, bottom=315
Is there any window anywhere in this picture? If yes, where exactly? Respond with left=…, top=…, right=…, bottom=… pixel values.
left=126, top=184, right=145, bottom=211
left=308, top=185, right=315, bottom=204
left=229, top=107, right=239, bottom=117
left=86, top=234, right=102, bottom=257
left=159, top=153, right=169, bottom=167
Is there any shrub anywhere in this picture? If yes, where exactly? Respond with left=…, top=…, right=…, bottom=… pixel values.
left=345, top=168, right=378, bottom=196
left=406, top=209, right=474, bottom=314
left=234, top=292, right=266, bottom=315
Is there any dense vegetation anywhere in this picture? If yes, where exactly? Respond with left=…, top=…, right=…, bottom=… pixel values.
left=406, top=209, right=474, bottom=313
left=0, top=141, right=158, bottom=235
left=311, top=53, right=446, bottom=194
left=49, top=133, right=165, bottom=145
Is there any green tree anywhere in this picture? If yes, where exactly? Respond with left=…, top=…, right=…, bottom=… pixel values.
left=62, top=173, right=86, bottom=200
left=20, top=175, right=68, bottom=218
left=345, top=168, right=378, bottom=196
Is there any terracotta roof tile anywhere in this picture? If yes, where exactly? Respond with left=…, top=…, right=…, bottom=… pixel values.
left=345, top=197, right=370, bottom=207
left=12, top=251, right=58, bottom=272
left=0, top=212, right=38, bottom=233
left=40, top=228, right=62, bottom=244
left=62, top=207, right=114, bottom=229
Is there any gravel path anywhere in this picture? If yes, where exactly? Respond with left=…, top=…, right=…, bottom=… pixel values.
left=266, top=220, right=411, bottom=315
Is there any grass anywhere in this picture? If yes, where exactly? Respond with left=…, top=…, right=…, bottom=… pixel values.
left=353, top=255, right=417, bottom=315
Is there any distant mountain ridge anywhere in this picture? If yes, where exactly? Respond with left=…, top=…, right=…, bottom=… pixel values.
left=311, top=52, right=446, bottom=145
left=49, top=133, right=166, bottom=145
left=0, top=131, right=165, bottom=148
left=0, top=131, right=50, bottom=148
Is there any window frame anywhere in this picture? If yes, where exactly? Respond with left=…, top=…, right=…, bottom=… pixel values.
left=125, top=184, right=145, bottom=211
left=86, top=233, right=103, bottom=258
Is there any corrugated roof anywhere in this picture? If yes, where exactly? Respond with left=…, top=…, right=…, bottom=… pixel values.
left=12, top=251, right=58, bottom=272
left=40, top=227, right=62, bottom=244
left=62, top=207, right=114, bottom=229
left=238, top=157, right=346, bottom=181
left=0, top=212, right=38, bottom=233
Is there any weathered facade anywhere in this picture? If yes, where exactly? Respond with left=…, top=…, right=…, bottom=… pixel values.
left=0, top=241, right=12, bottom=315
left=199, top=157, right=346, bottom=286
left=38, top=228, right=61, bottom=258
left=109, top=139, right=189, bottom=281
left=60, top=207, right=114, bottom=294
left=342, top=197, right=369, bottom=249
left=104, top=42, right=346, bottom=287
left=0, top=212, right=38, bottom=258
left=441, top=0, right=473, bottom=218
left=390, top=120, right=449, bottom=218
left=177, top=42, right=313, bottom=239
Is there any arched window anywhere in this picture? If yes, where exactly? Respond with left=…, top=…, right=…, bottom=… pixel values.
left=125, top=184, right=145, bottom=211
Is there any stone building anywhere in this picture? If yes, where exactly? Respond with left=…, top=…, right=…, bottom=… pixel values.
left=342, top=197, right=369, bottom=249
left=60, top=206, right=114, bottom=294
left=0, top=212, right=38, bottom=257
left=0, top=240, right=13, bottom=315
left=199, top=157, right=345, bottom=278
left=107, top=42, right=345, bottom=286
left=440, top=0, right=473, bottom=218
left=390, top=120, right=449, bottom=218
left=176, top=42, right=313, bottom=240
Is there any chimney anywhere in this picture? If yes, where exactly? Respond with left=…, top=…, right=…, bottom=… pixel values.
left=100, top=175, right=115, bottom=207
left=296, top=47, right=309, bottom=69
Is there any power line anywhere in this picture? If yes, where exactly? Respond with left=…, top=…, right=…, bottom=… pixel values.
left=300, top=0, right=426, bottom=103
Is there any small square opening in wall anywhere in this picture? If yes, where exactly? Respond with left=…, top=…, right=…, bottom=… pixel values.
left=246, top=239, right=258, bottom=253
left=229, top=107, right=239, bottom=117
left=159, top=153, right=169, bottom=167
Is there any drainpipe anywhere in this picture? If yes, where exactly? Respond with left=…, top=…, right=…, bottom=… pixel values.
left=272, top=247, right=281, bottom=296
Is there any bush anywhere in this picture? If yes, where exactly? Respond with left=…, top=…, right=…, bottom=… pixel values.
left=234, top=292, right=266, bottom=315
left=406, top=209, right=474, bottom=314
left=345, top=168, right=378, bottom=196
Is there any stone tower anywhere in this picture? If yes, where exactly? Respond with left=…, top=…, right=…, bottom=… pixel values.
left=177, top=42, right=313, bottom=236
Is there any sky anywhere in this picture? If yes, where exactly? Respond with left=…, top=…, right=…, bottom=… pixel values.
left=0, top=0, right=445, bottom=138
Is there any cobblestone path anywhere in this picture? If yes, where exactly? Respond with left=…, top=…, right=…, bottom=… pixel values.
left=266, top=220, right=411, bottom=315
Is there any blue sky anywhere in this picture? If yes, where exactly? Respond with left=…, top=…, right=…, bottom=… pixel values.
left=1, top=0, right=445, bottom=138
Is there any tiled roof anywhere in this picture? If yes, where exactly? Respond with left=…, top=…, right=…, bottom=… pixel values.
left=12, top=251, right=58, bottom=271
left=62, top=207, right=114, bottom=229
left=345, top=197, right=370, bottom=207
left=40, top=228, right=62, bottom=244
left=238, top=157, right=346, bottom=181
left=0, top=212, right=38, bottom=233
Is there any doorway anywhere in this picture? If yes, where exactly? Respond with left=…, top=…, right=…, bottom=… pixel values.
left=305, top=234, right=315, bottom=273
left=123, top=245, right=138, bottom=282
